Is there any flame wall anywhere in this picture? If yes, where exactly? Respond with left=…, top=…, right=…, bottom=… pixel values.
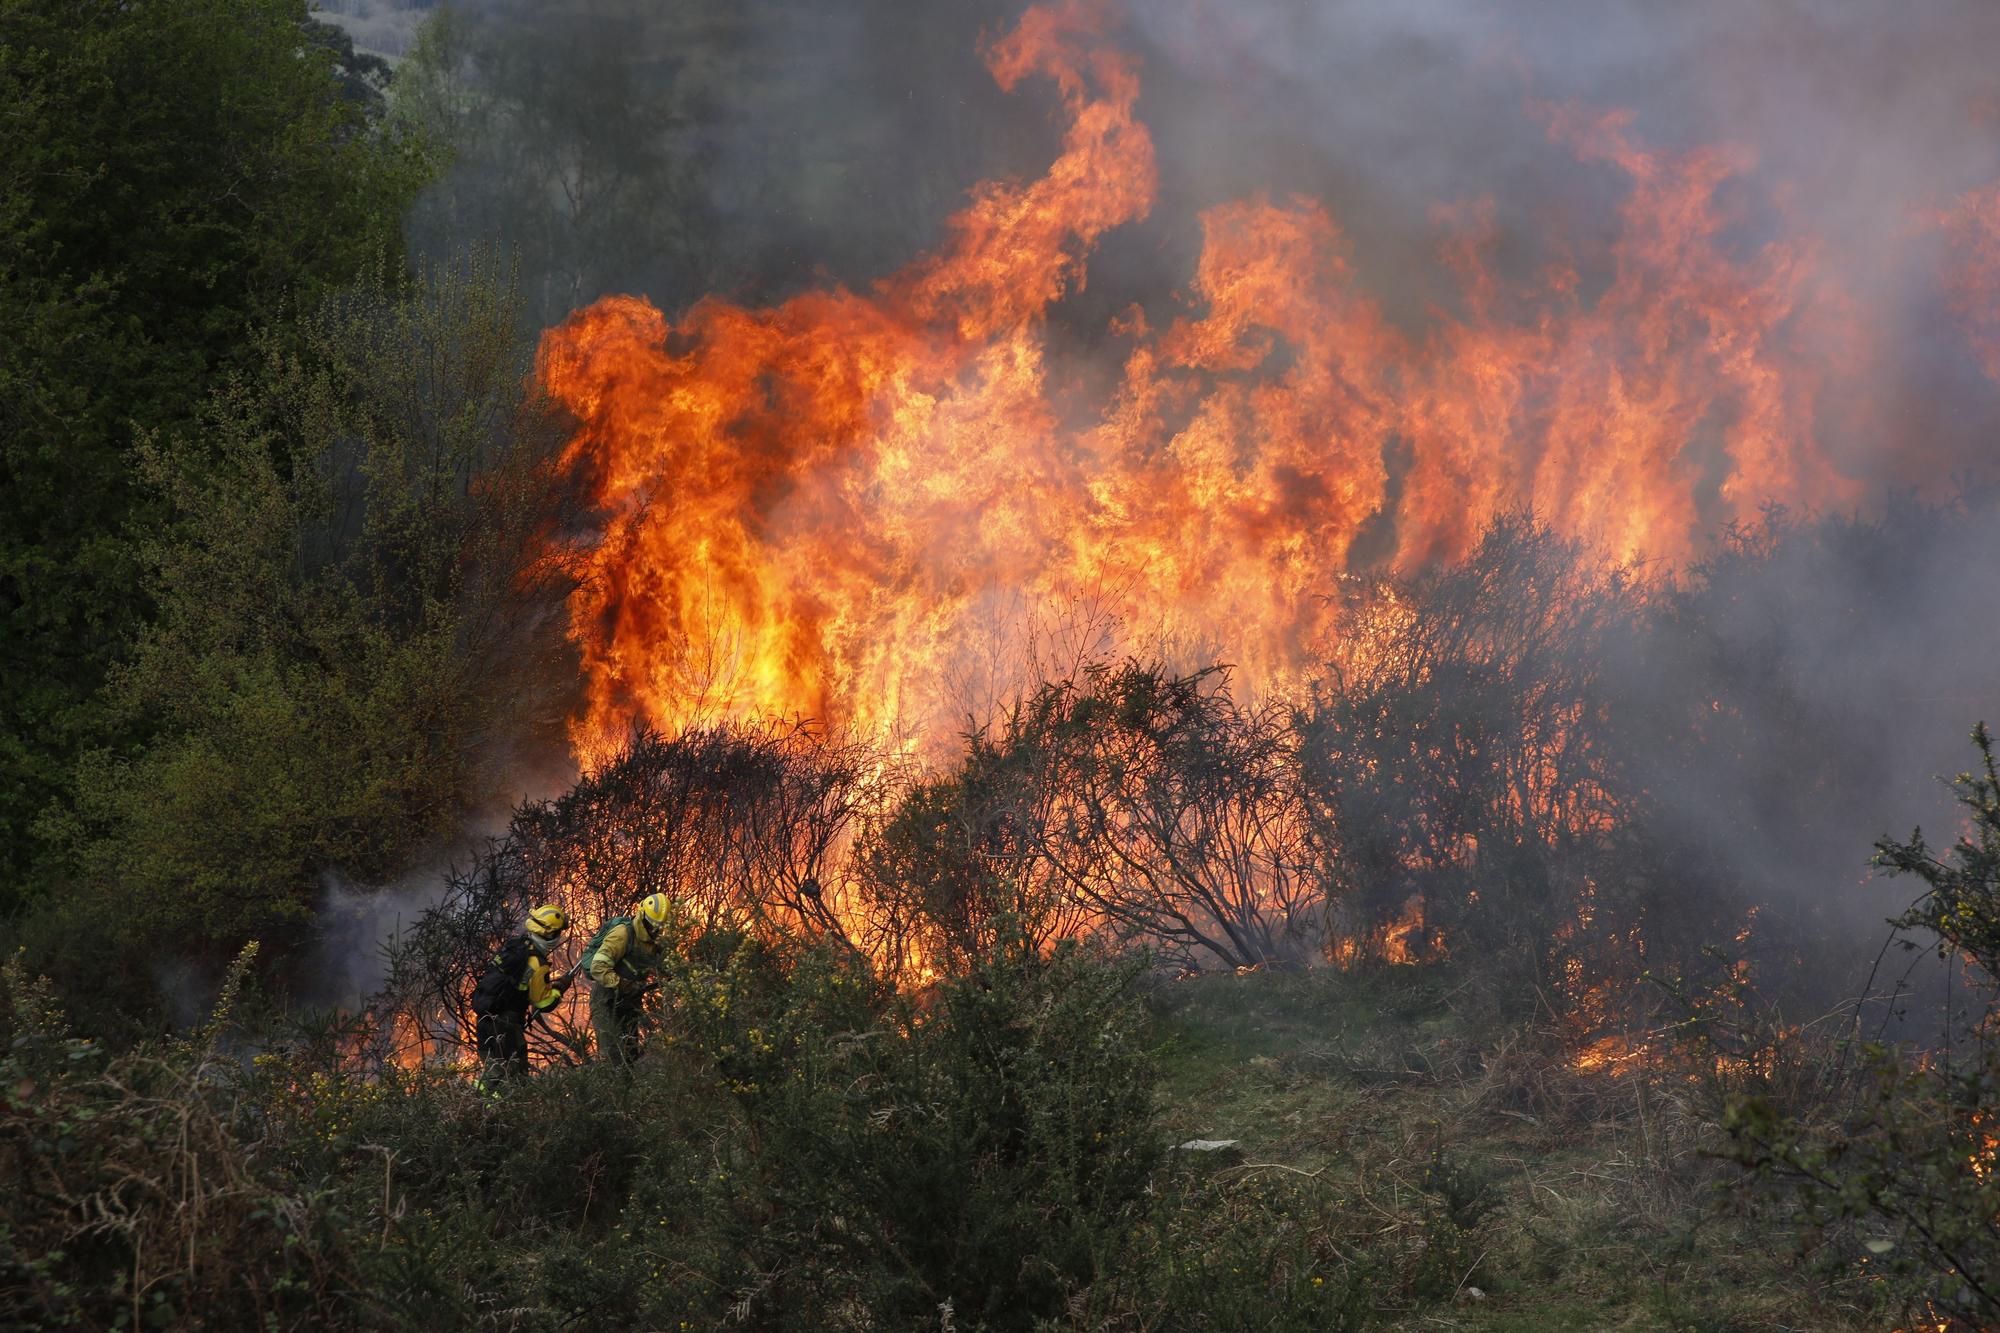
left=532, top=0, right=2000, bottom=761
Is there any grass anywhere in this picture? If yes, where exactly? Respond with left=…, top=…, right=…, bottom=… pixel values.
left=1142, top=964, right=1892, bottom=1331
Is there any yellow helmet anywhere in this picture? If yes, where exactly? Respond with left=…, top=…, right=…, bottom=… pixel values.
left=635, top=892, right=672, bottom=942
left=526, top=904, right=568, bottom=939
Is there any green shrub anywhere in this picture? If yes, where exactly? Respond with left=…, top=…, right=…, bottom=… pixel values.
left=1724, top=725, right=2000, bottom=1328
left=647, top=939, right=1165, bottom=1327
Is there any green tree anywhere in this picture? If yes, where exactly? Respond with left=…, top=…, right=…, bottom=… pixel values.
left=50, top=253, right=583, bottom=1017
left=0, top=0, right=431, bottom=904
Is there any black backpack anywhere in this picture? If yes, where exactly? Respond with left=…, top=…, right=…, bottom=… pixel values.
left=470, top=934, right=535, bottom=1019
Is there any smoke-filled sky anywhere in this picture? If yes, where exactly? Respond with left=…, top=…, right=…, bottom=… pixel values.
left=337, top=0, right=2000, bottom=486
left=1119, top=0, right=2000, bottom=482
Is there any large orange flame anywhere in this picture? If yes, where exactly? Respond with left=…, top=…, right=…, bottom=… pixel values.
left=536, top=1, right=1964, bottom=762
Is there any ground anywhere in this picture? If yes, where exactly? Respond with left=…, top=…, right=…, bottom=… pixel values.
left=1144, top=965, right=1889, bottom=1331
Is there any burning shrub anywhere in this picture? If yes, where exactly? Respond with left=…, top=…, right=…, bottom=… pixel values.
left=374, top=722, right=887, bottom=1066
left=855, top=718, right=1099, bottom=977
left=975, top=661, right=1319, bottom=972
left=1296, top=516, right=1646, bottom=995
left=505, top=723, right=883, bottom=945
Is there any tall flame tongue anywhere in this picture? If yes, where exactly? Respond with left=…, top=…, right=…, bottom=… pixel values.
left=538, top=1, right=1873, bottom=762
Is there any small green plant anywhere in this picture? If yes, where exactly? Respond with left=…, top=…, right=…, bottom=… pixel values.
left=1725, top=724, right=2000, bottom=1328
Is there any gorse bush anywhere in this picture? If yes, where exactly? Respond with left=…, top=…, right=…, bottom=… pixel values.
left=856, top=736, right=1091, bottom=976
left=996, top=663, right=1320, bottom=972
left=1, top=935, right=1175, bottom=1330
left=637, top=941, right=1164, bottom=1327
left=1878, top=722, right=2000, bottom=985
left=1295, top=516, right=1656, bottom=1031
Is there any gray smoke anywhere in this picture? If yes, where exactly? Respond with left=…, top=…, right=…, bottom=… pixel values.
left=301, top=869, right=456, bottom=1010
left=374, top=0, right=1031, bottom=329
left=361, top=0, right=2000, bottom=471
left=1114, top=0, right=2000, bottom=484
left=313, top=0, right=432, bottom=58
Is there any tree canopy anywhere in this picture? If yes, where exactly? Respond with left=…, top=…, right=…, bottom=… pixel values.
left=0, top=0, right=431, bottom=902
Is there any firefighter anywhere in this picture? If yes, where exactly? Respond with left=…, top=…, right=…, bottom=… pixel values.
left=580, top=892, right=674, bottom=1066
left=470, top=904, right=570, bottom=1089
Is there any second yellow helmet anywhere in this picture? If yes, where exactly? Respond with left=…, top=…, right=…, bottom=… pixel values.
left=635, top=892, right=672, bottom=942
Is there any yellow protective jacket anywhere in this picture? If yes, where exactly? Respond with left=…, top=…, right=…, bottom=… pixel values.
left=472, top=933, right=565, bottom=1020
left=524, top=951, right=563, bottom=1012
left=585, top=919, right=661, bottom=992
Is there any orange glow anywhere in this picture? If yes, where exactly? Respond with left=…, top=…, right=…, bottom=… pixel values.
left=1937, top=183, right=2000, bottom=383
left=388, top=1013, right=426, bottom=1071
left=1329, top=894, right=1433, bottom=967
left=1972, top=1116, right=1999, bottom=1185
left=1571, top=1033, right=1642, bottom=1074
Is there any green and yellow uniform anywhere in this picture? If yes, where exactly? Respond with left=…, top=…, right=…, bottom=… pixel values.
left=581, top=912, right=665, bottom=1065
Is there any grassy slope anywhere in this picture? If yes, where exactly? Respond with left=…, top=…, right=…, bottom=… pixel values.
left=1143, top=966, right=1889, bottom=1332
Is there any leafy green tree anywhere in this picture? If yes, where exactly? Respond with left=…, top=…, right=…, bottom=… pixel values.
left=389, top=1, right=705, bottom=328
left=0, top=0, right=431, bottom=904
left=48, top=253, right=583, bottom=1015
